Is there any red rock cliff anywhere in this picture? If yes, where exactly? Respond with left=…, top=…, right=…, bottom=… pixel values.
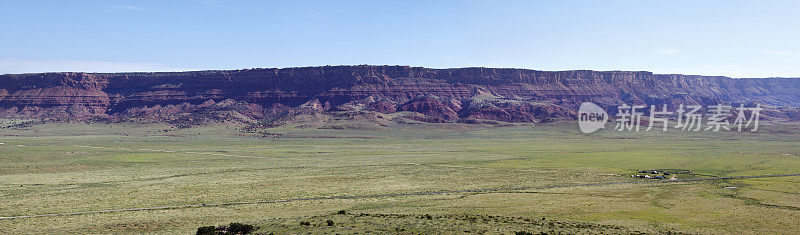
left=1, top=65, right=798, bottom=123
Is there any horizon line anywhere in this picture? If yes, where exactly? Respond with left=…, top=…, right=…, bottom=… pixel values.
left=2, top=64, right=798, bottom=79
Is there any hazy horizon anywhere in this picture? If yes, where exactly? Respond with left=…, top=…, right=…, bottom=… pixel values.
left=2, top=64, right=799, bottom=79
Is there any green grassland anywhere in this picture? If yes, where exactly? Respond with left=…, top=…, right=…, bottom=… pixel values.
left=0, top=120, right=799, bottom=234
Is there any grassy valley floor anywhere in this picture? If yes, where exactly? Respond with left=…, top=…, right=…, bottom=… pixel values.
left=0, top=121, right=799, bottom=233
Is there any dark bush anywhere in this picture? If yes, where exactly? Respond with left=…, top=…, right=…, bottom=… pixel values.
left=196, top=226, right=216, bottom=235
left=326, top=219, right=334, bottom=226
left=514, top=231, right=535, bottom=235
left=336, top=210, right=347, bottom=215
left=300, top=221, right=311, bottom=226
left=227, top=222, right=254, bottom=234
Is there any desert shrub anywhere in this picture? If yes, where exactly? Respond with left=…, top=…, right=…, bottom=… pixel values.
left=196, top=223, right=255, bottom=235
left=196, top=226, right=216, bottom=235
left=300, top=221, right=311, bottom=226
left=514, top=231, right=534, bottom=235
left=227, top=222, right=254, bottom=234
left=336, top=210, right=346, bottom=215
left=326, top=219, right=334, bottom=226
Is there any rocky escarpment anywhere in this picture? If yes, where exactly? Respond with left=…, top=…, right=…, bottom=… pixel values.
left=1, top=65, right=799, bottom=125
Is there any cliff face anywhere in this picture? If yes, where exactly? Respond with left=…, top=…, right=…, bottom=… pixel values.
left=1, top=65, right=799, bottom=124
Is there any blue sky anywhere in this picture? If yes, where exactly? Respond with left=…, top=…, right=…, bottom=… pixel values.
left=1, top=0, right=798, bottom=77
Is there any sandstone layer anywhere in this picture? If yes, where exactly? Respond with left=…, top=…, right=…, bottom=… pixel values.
left=1, top=66, right=798, bottom=124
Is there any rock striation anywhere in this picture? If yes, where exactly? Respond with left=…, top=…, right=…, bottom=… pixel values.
left=1, top=65, right=799, bottom=124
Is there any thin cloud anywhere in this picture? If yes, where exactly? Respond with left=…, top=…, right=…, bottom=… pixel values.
left=760, top=50, right=800, bottom=56
left=657, top=48, right=680, bottom=55
left=0, top=58, right=187, bottom=74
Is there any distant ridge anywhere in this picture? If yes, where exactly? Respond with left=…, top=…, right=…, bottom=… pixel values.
left=1, top=65, right=799, bottom=126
